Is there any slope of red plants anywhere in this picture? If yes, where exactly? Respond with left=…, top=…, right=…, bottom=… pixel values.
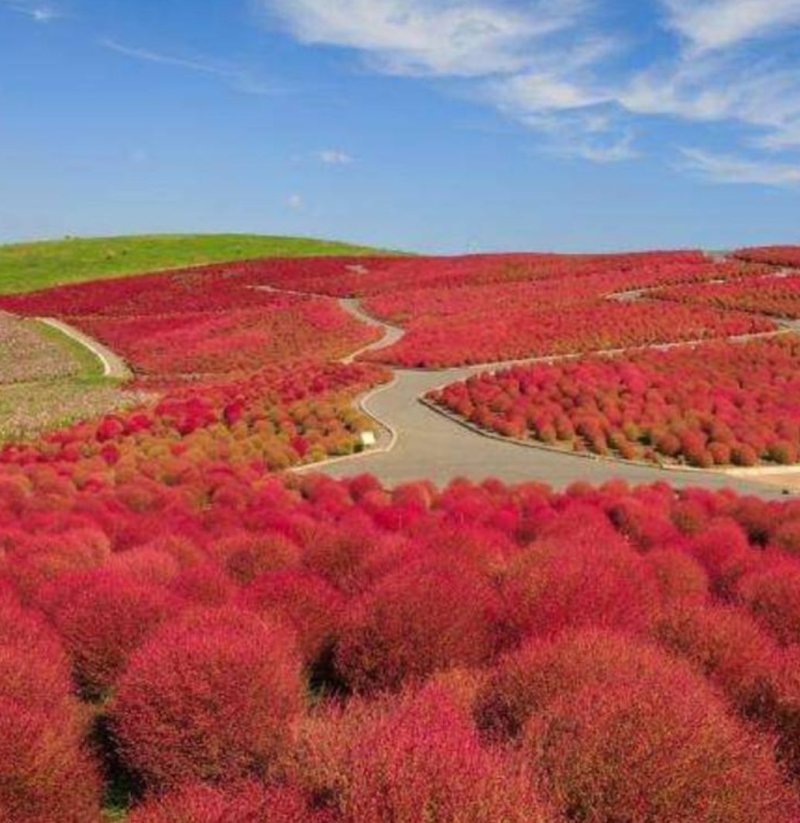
left=734, top=246, right=800, bottom=269
left=362, top=299, right=774, bottom=368
left=1, top=270, right=379, bottom=379
left=428, top=335, right=800, bottom=466
left=657, top=272, right=800, bottom=320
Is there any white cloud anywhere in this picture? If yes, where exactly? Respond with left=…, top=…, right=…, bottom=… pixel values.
left=3, top=1, right=61, bottom=22
left=287, top=193, right=304, bottom=210
left=264, top=0, right=585, bottom=77
left=662, top=0, right=800, bottom=52
left=100, top=38, right=277, bottom=95
left=679, top=147, right=800, bottom=185
left=318, top=149, right=354, bottom=165
left=262, top=0, right=800, bottom=180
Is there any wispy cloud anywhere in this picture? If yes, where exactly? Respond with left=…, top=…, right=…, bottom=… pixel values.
left=264, top=0, right=586, bottom=77
left=100, top=38, right=278, bottom=96
left=261, top=0, right=800, bottom=183
left=287, top=193, right=305, bottom=210
left=679, top=147, right=800, bottom=185
left=3, top=0, right=62, bottom=23
left=317, top=149, right=354, bottom=165
left=662, top=0, right=800, bottom=53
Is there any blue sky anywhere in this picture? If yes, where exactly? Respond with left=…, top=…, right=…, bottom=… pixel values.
left=1, top=0, right=799, bottom=252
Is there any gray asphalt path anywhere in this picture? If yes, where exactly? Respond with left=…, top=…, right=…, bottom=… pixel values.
left=316, top=365, right=792, bottom=497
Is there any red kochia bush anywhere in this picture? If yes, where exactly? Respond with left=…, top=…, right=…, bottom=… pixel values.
left=738, top=558, right=800, bottom=646
left=651, top=603, right=781, bottom=717
left=0, top=697, right=103, bottom=823
left=127, top=782, right=333, bottom=823
left=500, top=512, right=658, bottom=642
left=295, top=684, right=550, bottom=823
left=474, top=629, right=672, bottom=741
left=240, top=569, right=345, bottom=667
left=523, top=668, right=795, bottom=822
left=112, top=608, right=303, bottom=790
left=41, top=569, right=177, bottom=698
left=0, top=595, right=102, bottom=822
left=334, top=561, right=501, bottom=693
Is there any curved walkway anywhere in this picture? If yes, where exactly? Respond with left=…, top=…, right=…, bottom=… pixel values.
left=37, top=318, right=132, bottom=380
left=317, top=290, right=798, bottom=497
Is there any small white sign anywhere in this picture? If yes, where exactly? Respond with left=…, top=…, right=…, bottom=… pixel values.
left=360, top=431, right=377, bottom=448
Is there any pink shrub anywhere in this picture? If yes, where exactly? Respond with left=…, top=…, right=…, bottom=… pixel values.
left=112, top=608, right=303, bottom=789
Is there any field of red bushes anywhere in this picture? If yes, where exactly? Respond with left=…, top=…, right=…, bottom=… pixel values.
left=3, top=246, right=800, bottom=820
left=428, top=335, right=800, bottom=467
left=656, top=272, right=800, bottom=320
left=3, top=464, right=800, bottom=821
left=0, top=267, right=379, bottom=379
left=361, top=299, right=774, bottom=368
left=735, top=246, right=800, bottom=269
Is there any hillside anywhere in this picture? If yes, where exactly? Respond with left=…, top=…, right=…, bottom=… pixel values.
left=0, top=233, right=392, bottom=294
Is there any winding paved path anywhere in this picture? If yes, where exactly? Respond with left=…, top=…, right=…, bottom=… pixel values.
left=310, top=284, right=799, bottom=498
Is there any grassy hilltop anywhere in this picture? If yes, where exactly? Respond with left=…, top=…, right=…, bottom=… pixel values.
left=0, top=233, right=390, bottom=294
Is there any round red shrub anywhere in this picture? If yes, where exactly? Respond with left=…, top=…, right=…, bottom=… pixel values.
left=169, top=563, right=236, bottom=607
left=334, top=561, right=501, bottom=693
left=645, top=546, right=709, bottom=605
left=296, top=684, right=550, bottom=823
left=500, top=530, right=658, bottom=642
left=43, top=569, right=177, bottom=698
left=474, top=629, right=674, bottom=742
left=127, top=782, right=333, bottom=823
left=738, top=558, right=800, bottom=646
left=522, top=668, right=795, bottom=822
left=240, top=569, right=345, bottom=667
left=207, top=529, right=300, bottom=583
left=688, top=518, right=756, bottom=597
left=0, top=697, right=102, bottom=823
left=112, top=608, right=303, bottom=790
left=651, top=603, right=780, bottom=717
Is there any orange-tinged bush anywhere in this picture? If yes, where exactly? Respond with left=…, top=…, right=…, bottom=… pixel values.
left=112, top=608, right=303, bottom=790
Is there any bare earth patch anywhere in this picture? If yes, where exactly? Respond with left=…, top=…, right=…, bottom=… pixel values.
left=0, top=380, right=148, bottom=440
left=0, top=311, right=82, bottom=383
